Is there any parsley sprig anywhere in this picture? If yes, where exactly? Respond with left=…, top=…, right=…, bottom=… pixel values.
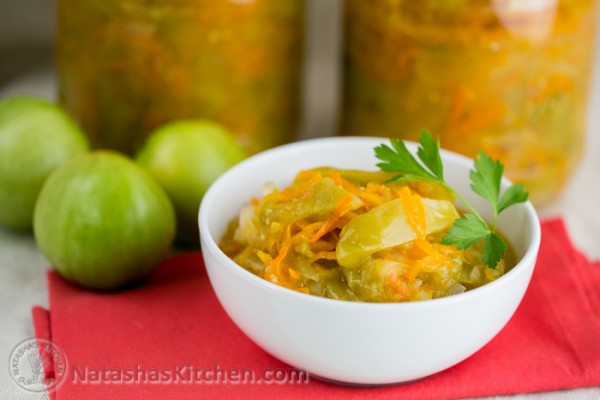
left=374, top=131, right=528, bottom=268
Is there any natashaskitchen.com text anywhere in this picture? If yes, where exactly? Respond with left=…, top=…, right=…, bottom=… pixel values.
left=71, top=364, right=309, bottom=385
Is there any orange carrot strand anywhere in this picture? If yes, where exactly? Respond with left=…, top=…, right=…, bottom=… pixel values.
left=309, top=194, right=354, bottom=243
left=272, top=224, right=293, bottom=278
left=397, top=187, right=427, bottom=240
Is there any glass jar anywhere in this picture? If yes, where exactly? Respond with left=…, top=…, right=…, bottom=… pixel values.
left=57, top=0, right=304, bottom=155
left=341, top=0, right=598, bottom=205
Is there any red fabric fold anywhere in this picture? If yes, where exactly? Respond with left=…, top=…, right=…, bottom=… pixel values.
left=32, top=219, right=600, bottom=399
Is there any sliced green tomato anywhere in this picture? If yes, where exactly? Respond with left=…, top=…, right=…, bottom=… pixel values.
left=344, top=258, right=408, bottom=302
left=336, top=197, right=459, bottom=269
left=312, top=167, right=398, bottom=186
left=263, top=177, right=362, bottom=224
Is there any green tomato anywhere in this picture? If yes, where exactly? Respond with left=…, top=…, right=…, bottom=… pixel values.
left=34, top=151, right=176, bottom=290
left=0, top=96, right=89, bottom=230
left=337, top=197, right=459, bottom=269
left=135, top=120, right=246, bottom=243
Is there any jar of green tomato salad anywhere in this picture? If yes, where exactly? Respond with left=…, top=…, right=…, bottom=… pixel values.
left=340, top=0, right=598, bottom=205
left=57, top=0, right=304, bottom=155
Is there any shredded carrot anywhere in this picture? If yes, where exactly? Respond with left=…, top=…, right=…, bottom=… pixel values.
left=365, top=182, right=387, bottom=195
left=405, top=264, right=421, bottom=282
left=284, top=172, right=322, bottom=200
left=294, top=218, right=311, bottom=229
left=404, top=239, right=454, bottom=281
left=377, top=248, right=417, bottom=265
left=309, top=194, right=354, bottom=243
left=272, top=224, right=293, bottom=278
left=357, top=191, right=382, bottom=208
left=310, top=240, right=337, bottom=252
left=397, top=187, right=427, bottom=240
left=330, top=171, right=344, bottom=186
left=409, top=239, right=436, bottom=258
left=331, top=171, right=381, bottom=207
left=432, top=243, right=460, bottom=258
left=388, top=271, right=409, bottom=297
left=299, top=221, right=323, bottom=240
left=220, top=166, right=507, bottom=302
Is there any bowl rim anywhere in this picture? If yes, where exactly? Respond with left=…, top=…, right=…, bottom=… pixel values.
left=199, top=136, right=542, bottom=310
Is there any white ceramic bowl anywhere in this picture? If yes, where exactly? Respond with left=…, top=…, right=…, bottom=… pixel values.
left=199, top=137, right=541, bottom=385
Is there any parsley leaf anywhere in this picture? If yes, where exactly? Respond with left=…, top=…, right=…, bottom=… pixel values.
left=469, top=152, right=528, bottom=227
left=440, top=214, right=490, bottom=250
left=374, top=132, right=529, bottom=269
left=469, top=152, right=503, bottom=214
left=416, top=130, right=444, bottom=180
left=497, top=184, right=528, bottom=214
left=440, top=215, right=507, bottom=268
left=374, top=138, right=435, bottom=180
left=483, top=233, right=507, bottom=269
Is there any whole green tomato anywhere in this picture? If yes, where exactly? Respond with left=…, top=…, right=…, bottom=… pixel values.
left=34, top=151, right=176, bottom=290
left=0, top=96, right=89, bottom=230
left=136, top=120, right=246, bottom=243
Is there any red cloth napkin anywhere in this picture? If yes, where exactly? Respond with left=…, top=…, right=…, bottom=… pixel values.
left=32, top=219, right=600, bottom=400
